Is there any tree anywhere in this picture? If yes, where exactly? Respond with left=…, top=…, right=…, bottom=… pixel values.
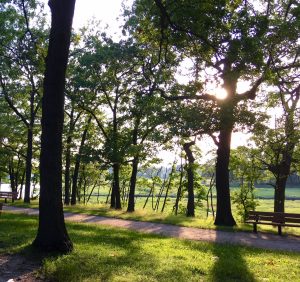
left=32, top=0, right=76, bottom=252
left=126, top=0, right=299, bottom=225
left=253, top=0, right=300, bottom=212
left=0, top=0, right=46, bottom=203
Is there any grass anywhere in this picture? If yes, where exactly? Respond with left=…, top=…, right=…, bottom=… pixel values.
left=1, top=212, right=300, bottom=282
left=5, top=197, right=300, bottom=236
left=235, top=187, right=300, bottom=198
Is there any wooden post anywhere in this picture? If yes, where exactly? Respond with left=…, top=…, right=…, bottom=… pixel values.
left=278, top=225, right=282, bottom=236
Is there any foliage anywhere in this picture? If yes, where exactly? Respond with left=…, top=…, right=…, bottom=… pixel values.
left=232, top=184, right=258, bottom=222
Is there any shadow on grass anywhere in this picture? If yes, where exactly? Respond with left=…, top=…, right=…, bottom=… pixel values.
left=42, top=222, right=161, bottom=281
left=211, top=226, right=256, bottom=282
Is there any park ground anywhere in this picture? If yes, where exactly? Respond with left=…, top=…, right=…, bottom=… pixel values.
left=1, top=202, right=300, bottom=282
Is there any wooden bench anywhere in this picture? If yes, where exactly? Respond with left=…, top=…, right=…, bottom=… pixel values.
left=246, top=211, right=300, bottom=235
left=0, top=191, right=18, bottom=203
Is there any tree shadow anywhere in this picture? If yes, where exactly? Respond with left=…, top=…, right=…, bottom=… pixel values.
left=210, top=228, right=257, bottom=282
left=40, top=222, right=161, bottom=281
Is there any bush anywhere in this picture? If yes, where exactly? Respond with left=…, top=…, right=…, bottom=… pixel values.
left=232, top=184, right=258, bottom=222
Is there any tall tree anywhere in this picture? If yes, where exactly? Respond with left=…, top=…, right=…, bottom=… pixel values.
left=33, top=0, right=76, bottom=252
left=0, top=0, right=46, bottom=203
left=126, top=0, right=297, bottom=225
left=253, top=0, right=300, bottom=212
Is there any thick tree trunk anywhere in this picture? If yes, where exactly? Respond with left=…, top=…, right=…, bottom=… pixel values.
left=273, top=108, right=297, bottom=212
left=24, top=128, right=33, bottom=203
left=214, top=128, right=236, bottom=226
left=127, top=156, right=139, bottom=212
left=33, top=0, right=76, bottom=253
left=111, top=163, right=121, bottom=209
left=274, top=149, right=294, bottom=213
left=183, top=141, right=195, bottom=217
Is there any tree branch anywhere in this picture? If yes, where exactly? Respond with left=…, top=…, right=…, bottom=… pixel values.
left=0, top=76, right=29, bottom=127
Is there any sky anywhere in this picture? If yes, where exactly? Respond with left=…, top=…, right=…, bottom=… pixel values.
left=73, top=0, right=132, bottom=33
left=71, top=0, right=251, bottom=164
left=43, top=0, right=250, bottom=165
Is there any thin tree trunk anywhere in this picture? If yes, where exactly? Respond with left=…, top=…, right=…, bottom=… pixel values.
left=24, top=127, right=33, bottom=203
left=71, top=116, right=91, bottom=205
left=106, top=184, right=112, bottom=204
left=87, top=180, right=98, bottom=203
left=161, top=162, right=176, bottom=213
left=64, top=109, right=74, bottom=205
left=19, top=169, right=26, bottom=200
left=174, top=159, right=184, bottom=215
left=33, top=0, right=76, bottom=252
left=183, top=141, right=195, bottom=217
left=127, top=156, right=139, bottom=212
left=155, top=167, right=168, bottom=211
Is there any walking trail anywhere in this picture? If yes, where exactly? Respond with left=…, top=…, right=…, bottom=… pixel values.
left=3, top=205, right=300, bottom=253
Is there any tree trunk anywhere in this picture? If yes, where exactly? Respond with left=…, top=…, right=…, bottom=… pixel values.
left=214, top=128, right=236, bottom=226
left=71, top=116, right=91, bottom=205
left=274, top=148, right=294, bottom=213
left=111, top=163, right=121, bottom=209
left=174, top=163, right=184, bottom=215
left=64, top=137, right=71, bottom=205
left=33, top=0, right=76, bottom=253
left=8, top=160, right=16, bottom=193
left=24, top=127, right=33, bottom=203
left=127, top=156, right=139, bottom=212
left=183, top=141, right=195, bottom=217
left=19, top=169, right=26, bottom=199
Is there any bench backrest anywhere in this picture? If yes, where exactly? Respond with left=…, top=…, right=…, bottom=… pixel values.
left=248, top=211, right=300, bottom=224
left=0, top=191, right=18, bottom=199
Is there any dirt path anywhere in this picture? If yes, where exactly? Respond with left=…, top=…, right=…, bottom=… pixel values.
left=3, top=205, right=300, bottom=253
left=0, top=254, right=43, bottom=282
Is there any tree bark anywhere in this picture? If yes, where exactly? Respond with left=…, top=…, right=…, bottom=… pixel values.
left=183, top=141, right=195, bottom=217
left=214, top=127, right=236, bottom=226
left=274, top=145, right=294, bottom=213
left=24, top=127, right=33, bottom=203
left=111, top=163, right=121, bottom=209
left=32, top=0, right=76, bottom=253
left=71, top=116, right=91, bottom=205
left=127, top=156, right=139, bottom=212
left=64, top=108, right=74, bottom=205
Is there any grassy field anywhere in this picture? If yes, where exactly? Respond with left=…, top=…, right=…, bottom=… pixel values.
left=233, top=187, right=300, bottom=198
left=1, top=212, right=300, bottom=282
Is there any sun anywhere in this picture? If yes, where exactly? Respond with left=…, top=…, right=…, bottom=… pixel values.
left=215, top=88, right=228, bottom=100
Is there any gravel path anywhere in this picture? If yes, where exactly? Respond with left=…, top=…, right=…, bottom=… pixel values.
left=3, top=205, right=300, bottom=253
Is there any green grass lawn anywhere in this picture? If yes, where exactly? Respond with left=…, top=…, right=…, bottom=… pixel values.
left=1, top=212, right=300, bottom=282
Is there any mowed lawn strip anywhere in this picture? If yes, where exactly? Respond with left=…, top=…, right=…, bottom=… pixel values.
left=1, top=212, right=300, bottom=282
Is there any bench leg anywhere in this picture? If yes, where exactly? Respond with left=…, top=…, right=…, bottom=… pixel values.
left=278, top=225, right=282, bottom=236
left=4, top=198, right=7, bottom=203
left=253, top=223, right=257, bottom=233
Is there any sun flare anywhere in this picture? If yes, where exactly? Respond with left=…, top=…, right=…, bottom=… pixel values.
left=215, top=88, right=228, bottom=100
